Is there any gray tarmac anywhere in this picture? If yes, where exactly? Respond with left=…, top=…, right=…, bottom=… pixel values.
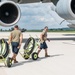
left=0, top=32, right=75, bottom=75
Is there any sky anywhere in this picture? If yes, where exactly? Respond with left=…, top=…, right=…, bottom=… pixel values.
left=0, top=2, right=69, bottom=30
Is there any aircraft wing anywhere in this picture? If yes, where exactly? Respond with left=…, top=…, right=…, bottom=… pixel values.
left=67, top=24, right=75, bottom=28
left=9, top=0, right=51, bottom=3
left=1, top=0, right=75, bottom=27
left=8, top=0, right=58, bottom=4
left=0, top=0, right=58, bottom=27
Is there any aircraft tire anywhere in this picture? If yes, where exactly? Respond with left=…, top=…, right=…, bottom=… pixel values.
left=24, top=37, right=35, bottom=55
left=0, top=39, right=9, bottom=59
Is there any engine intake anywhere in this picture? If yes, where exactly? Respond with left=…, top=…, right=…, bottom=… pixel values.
left=71, top=0, right=75, bottom=14
left=56, top=0, right=75, bottom=20
left=0, top=1, right=21, bottom=26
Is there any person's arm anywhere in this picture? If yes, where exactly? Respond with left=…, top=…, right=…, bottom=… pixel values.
left=40, top=33, right=44, bottom=41
left=47, top=38, right=50, bottom=42
left=19, top=33, right=23, bottom=47
left=8, top=33, right=12, bottom=44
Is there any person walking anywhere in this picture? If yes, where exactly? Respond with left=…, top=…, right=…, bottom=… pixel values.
left=37, top=26, right=50, bottom=57
left=8, top=25, right=23, bottom=63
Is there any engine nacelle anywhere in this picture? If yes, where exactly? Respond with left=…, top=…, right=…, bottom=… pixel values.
left=56, top=0, right=75, bottom=20
left=0, top=1, right=21, bottom=26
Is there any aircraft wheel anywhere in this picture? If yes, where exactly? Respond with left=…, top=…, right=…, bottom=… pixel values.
left=24, top=55, right=29, bottom=60
left=24, top=37, right=35, bottom=55
left=7, top=57, right=12, bottom=67
left=32, top=52, right=38, bottom=60
left=0, top=39, right=9, bottom=59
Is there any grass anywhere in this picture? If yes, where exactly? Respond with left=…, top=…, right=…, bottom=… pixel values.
left=0, top=29, right=75, bottom=33
left=26, top=30, right=75, bottom=33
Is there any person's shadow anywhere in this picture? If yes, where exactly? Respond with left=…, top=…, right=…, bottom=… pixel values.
left=11, top=58, right=40, bottom=67
left=38, top=54, right=64, bottom=60
left=11, top=54, right=64, bottom=67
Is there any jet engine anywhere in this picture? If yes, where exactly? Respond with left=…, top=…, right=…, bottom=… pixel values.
left=56, top=0, right=75, bottom=20
left=0, top=1, right=21, bottom=26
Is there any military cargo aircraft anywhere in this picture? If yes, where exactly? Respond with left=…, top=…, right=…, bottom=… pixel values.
left=0, top=0, right=75, bottom=27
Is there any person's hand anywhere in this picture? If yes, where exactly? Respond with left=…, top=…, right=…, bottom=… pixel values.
left=17, top=43, right=21, bottom=49
left=7, top=41, right=10, bottom=45
left=38, top=45, right=40, bottom=48
left=17, top=46, right=20, bottom=49
left=47, top=39, right=50, bottom=42
left=17, top=45, right=21, bottom=49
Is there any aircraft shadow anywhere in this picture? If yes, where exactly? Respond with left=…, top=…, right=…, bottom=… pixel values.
left=2, top=36, right=75, bottom=43
left=63, top=34, right=75, bottom=36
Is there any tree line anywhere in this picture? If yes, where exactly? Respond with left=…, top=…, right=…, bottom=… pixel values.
left=0, top=27, right=27, bottom=32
